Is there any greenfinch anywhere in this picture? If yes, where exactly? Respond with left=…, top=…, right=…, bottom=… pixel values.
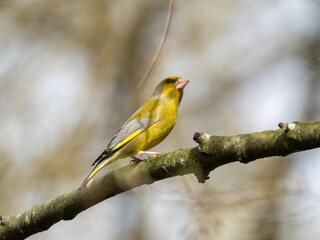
left=80, top=76, right=189, bottom=188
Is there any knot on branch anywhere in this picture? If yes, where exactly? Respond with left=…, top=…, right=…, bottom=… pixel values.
left=193, top=132, right=201, bottom=142
left=193, top=169, right=210, bottom=183
left=192, top=132, right=214, bottom=183
left=193, top=132, right=212, bottom=153
left=278, top=122, right=296, bottom=132
left=278, top=122, right=303, bottom=141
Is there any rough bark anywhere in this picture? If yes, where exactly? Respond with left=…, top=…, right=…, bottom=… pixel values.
left=1, top=121, right=320, bottom=240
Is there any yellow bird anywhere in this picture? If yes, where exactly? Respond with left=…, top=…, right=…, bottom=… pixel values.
left=80, top=76, right=189, bottom=188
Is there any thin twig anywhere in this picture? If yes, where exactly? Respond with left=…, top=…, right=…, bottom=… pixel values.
left=139, top=0, right=176, bottom=89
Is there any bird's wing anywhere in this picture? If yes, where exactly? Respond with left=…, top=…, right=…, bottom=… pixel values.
left=92, top=99, right=160, bottom=166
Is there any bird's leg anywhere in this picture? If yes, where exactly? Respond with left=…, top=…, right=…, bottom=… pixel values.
left=130, top=151, right=160, bottom=163
left=140, top=151, right=160, bottom=158
left=130, top=156, right=143, bottom=164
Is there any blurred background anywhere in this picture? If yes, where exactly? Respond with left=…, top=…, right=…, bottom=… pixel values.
left=1, top=0, right=320, bottom=239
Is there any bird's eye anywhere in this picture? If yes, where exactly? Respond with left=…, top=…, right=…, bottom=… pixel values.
left=166, top=79, right=174, bottom=84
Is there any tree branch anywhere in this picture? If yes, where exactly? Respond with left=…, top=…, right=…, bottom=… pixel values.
left=1, top=121, right=320, bottom=239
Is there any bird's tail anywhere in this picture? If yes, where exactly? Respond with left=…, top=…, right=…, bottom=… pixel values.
left=79, top=154, right=119, bottom=189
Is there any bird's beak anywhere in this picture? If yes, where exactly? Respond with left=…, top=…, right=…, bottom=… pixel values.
left=175, top=78, right=189, bottom=90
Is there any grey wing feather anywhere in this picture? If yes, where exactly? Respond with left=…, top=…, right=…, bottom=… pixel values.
left=107, top=118, right=154, bottom=150
left=91, top=118, right=155, bottom=167
left=91, top=97, right=160, bottom=167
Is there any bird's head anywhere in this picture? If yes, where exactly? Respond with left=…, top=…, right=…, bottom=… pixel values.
left=153, top=76, right=189, bottom=104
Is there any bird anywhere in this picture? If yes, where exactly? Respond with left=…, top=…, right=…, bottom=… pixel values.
left=80, top=76, right=189, bottom=188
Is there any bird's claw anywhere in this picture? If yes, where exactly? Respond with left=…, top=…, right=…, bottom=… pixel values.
left=147, top=153, right=160, bottom=158
left=130, top=156, right=143, bottom=164
left=140, top=151, right=160, bottom=158
left=130, top=151, right=160, bottom=163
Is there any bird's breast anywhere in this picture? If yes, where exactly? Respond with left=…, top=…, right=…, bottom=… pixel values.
left=140, top=101, right=178, bottom=150
left=119, top=100, right=179, bottom=155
